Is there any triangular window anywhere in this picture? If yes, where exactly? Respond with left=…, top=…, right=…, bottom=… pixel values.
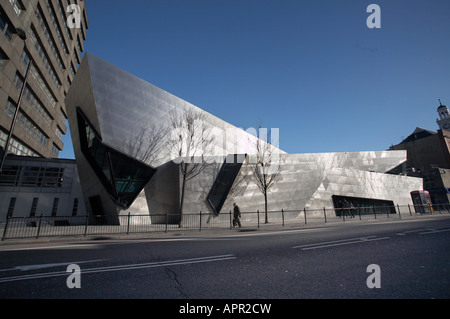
left=76, top=107, right=156, bottom=208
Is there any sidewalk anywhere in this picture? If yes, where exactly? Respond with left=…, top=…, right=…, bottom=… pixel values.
left=1, top=212, right=449, bottom=248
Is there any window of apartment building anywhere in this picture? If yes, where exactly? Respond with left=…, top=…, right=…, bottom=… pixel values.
left=55, top=126, right=64, bottom=141
left=42, top=0, right=69, bottom=55
left=77, top=35, right=83, bottom=53
left=0, top=130, right=39, bottom=157
left=9, top=0, right=26, bottom=17
left=30, top=198, right=39, bottom=217
left=29, top=26, right=62, bottom=89
left=69, top=62, right=76, bottom=78
left=5, top=99, right=49, bottom=147
left=51, top=198, right=59, bottom=217
left=21, top=48, right=31, bottom=66
left=73, top=47, right=80, bottom=65
left=59, top=108, right=67, bottom=126
left=19, top=50, right=58, bottom=109
left=0, top=8, right=14, bottom=40
left=82, top=8, right=88, bottom=34
left=51, top=143, right=60, bottom=157
left=35, top=6, right=65, bottom=71
left=13, top=139, right=39, bottom=157
left=56, top=0, right=72, bottom=40
left=0, top=49, right=8, bottom=71
left=13, top=73, right=53, bottom=126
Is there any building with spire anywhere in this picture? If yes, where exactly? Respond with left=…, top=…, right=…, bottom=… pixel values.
left=436, top=99, right=450, bottom=131
left=390, top=99, right=450, bottom=207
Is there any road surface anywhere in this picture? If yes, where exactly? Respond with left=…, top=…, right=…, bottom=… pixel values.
left=0, top=216, right=449, bottom=302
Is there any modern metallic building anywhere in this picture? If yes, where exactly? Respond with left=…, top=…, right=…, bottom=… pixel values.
left=66, top=53, right=423, bottom=224
left=1, top=0, right=88, bottom=159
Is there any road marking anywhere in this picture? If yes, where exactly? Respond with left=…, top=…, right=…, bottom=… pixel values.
left=0, top=255, right=236, bottom=283
left=390, top=223, right=450, bottom=236
left=292, top=236, right=376, bottom=249
left=0, top=259, right=107, bottom=273
left=292, top=236, right=390, bottom=250
left=398, top=224, right=450, bottom=235
left=419, top=228, right=450, bottom=235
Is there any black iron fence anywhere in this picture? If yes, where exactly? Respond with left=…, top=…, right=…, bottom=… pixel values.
left=1, top=203, right=448, bottom=241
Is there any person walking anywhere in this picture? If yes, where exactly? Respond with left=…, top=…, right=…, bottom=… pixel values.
left=233, top=203, right=242, bottom=227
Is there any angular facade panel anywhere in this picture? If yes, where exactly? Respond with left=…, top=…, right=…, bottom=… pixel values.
left=66, top=53, right=423, bottom=224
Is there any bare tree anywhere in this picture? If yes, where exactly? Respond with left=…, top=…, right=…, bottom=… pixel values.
left=249, top=126, right=281, bottom=224
left=167, top=108, right=215, bottom=227
left=121, top=123, right=170, bottom=166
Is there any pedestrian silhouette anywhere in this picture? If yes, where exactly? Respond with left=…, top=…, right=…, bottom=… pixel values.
left=233, top=203, right=242, bottom=227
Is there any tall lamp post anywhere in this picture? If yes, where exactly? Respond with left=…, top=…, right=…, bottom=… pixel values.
left=0, top=27, right=30, bottom=174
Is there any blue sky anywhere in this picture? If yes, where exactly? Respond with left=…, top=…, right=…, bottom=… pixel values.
left=60, top=0, right=450, bottom=159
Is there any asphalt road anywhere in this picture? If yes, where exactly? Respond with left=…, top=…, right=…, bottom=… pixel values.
left=0, top=216, right=449, bottom=301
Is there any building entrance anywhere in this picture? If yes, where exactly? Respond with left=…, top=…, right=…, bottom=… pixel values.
left=332, top=195, right=396, bottom=217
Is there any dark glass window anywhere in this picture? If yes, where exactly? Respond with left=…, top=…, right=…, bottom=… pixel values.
left=0, top=9, right=14, bottom=40
left=30, top=198, right=39, bottom=217
left=0, top=12, right=6, bottom=31
left=76, top=107, right=157, bottom=208
left=207, top=155, right=245, bottom=214
left=7, top=197, right=16, bottom=218
left=42, top=167, right=64, bottom=187
left=0, top=49, right=8, bottom=70
left=72, top=198, right=79, bottom=216
left=22, top=167, right=41, bottom=186
left=108, top=150, right=154, bottom=206
left=2, top=166, right=65, bottom=188
left=51, top=198, right=59, bottom=217
left=0, top=165, right=20, bottom=186
left=332, top=195, right=396, bottom=216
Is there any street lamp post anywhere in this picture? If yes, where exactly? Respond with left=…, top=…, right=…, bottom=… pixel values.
left=0, top=28, right=30, bottom=174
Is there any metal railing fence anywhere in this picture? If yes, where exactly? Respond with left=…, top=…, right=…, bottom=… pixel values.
left=1, top=203, right=448, bottom=241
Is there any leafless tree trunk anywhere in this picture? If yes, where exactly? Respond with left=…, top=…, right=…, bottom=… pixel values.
left=121, top=124, right=170, bottom=167
left=249, top=126, right=281, bottom=223
left=167, top=108, right=215, bottom=227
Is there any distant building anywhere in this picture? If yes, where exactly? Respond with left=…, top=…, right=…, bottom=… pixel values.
left=1, top=0, right=88, bottom=159
left=0, top=154, right=86, bottom=221
left=389, top=100, right=450, bottom=207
